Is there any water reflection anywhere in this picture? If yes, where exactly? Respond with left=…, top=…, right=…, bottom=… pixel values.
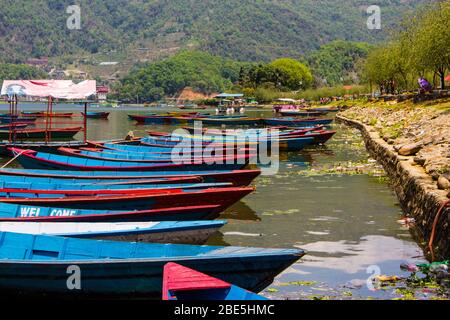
left=219, top=201, right=260, bottom=221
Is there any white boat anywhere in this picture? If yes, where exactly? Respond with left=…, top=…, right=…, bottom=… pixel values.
left=0, top=220, right=226, bottom=244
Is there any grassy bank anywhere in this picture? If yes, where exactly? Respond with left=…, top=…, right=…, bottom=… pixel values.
left=338, top=97, right=449, bottom=181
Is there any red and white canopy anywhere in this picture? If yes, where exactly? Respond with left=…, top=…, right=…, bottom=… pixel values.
left=1, top=80, right=97, bottom=99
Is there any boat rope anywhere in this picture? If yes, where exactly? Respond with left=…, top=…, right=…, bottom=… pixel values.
left=1, top=149, right=26, bottom=168
left=428, top=199, right=450, bottom=261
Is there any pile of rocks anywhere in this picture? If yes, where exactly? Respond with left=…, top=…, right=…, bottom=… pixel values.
left=341, top=103, right=450, bottom=197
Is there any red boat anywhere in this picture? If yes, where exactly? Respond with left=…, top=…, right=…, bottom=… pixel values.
left=0, top=123, right=29, bottom=130
left=21, top=111, right=74, bottom=118
left=162, top=262, right=268, bottom=300
left=0, top=127, right=82, bottom=140
left=0, top=168, right=261, bottom=187
left=0, top=187, right=254, bottom=211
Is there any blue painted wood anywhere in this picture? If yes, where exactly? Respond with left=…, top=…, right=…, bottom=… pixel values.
left=103, top=143, right=177, bottom=154
left=0, top=168, right=261, bottom=187
left=0, top=181, right=231, bottom=191
left=167, top=284, right=269, bottom=300
left=0, top=202, right=219, bottom=221
left=264, top=118, right=333, bottom=127
left=13, top=149, right=248, bottom=171
left=0, top=231, right=304, bottom=298
left=82, top=112, right=109, bottom=119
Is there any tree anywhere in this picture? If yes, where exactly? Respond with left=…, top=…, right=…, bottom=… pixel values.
left=309, top=40, right=372, bottom=86
left=405, top=1, right=450, bottom=89
left=268, top=58, right=313, bottom=90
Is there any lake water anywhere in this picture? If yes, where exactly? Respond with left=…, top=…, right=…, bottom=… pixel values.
left=0, top=103, right=429, bottom=299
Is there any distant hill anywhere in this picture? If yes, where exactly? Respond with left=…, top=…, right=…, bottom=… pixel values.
left=0, top=0, right=425, bottom=63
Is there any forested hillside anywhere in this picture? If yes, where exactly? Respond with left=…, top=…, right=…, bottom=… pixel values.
left=0, top=0, right=424, bottom=63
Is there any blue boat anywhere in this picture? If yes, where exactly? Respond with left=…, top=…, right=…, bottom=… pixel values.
left=102, top=143, right=178, bottom=154
left=277, top=136, right=314, bottom=151
left=264, top=118, right=333, bottom=127
left=163, top=262, right=268, bottom=300
left=0, top=116, right=37, bottom=124
left=58, top=147, right=250, bottom=164
left=0, top=168, right=261, bottom=186
left=128, top=114, right=194, bottom=125
left=0, top=202, right=221, bottom=222
left=82, top=112, right=109, bottom=119
left=10, top=148, right=250, bottom=171
left=194, top=117, right=262, bottom=126
left=0, top=220, right=226, bottom=244
left=143, top=134, right=314, bottom=152
left=0, top=180, right=232, bottom=192
left=0, top=232, right=305, bottom=298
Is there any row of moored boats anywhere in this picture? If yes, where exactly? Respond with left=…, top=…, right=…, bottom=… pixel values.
left=0, top=115, right=336, bottom=300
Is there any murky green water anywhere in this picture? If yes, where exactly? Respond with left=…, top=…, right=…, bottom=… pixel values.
left=0, top=103, right=431, bottom=299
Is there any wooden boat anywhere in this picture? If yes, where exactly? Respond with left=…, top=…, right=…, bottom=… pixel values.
left=0, top=231, right=304, bottom=298
left=0, top=220, right=226, bottom=244
left=82, top=112, right=110, bottom=119
left=182, top=126, right=323, bottom=136
left=10, top=148, right=250, bottom=171
left=264, top=118, right=333, bottom=127
left=279, top=110, right=327, bottom=117
left=194, top=117, right=263, bottom=126
left=306, top=107, right=339, bottom=113
left=276, top=136, right=315, bottom=151
left=163, top=262, right=268, bottom=300
left=0, top=116, right=37, bottom=124
left=0, top=123, right=29, bottom=130
left=145, top=130, right=316, bottom=151
left=0, top=180, right=232, bottom=192
left=0, top=203, right=221, bottom=222
left=21, top=111, right=74, bottom=118
left=0, top=186, right=254, bottom=211
left=0, top=173, right=202, bottom=186
left=99, top=142, right=246, bottom=156
left=128, top=114, right=195, bottom=125
left=301, top=130, right=336, bottom=144
left=140, top=136, right=257, bottom=149
left=57, top=147, right=253, bottom=164
left=0, top=127, right=82, bottom=140
left=0, top=168, right=261, bottom=186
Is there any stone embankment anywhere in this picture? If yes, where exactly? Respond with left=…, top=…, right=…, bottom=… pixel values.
left=336, top=101, right=449, bottom=260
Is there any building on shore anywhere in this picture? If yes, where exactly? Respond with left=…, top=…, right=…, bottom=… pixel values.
left=96, top=86, right=109, bottom=101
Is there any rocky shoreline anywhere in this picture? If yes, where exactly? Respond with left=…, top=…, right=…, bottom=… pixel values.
left=335, top=100, right=449, bottom=260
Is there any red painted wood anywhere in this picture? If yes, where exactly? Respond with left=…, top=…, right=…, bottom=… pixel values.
left=163, top=262, right=230, bottom=300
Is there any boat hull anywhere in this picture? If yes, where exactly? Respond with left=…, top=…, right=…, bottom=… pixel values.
left=0, top=187, right=254, bottom=212
left=264, top=118, right=333, bottom=127
left=87, top=224, right=221, bottom=244
left=0, top=232, right=305, bottom=299
left=0, top=203, right=221, bottom=222
left=11, top=148, right=249, bottom=171
left=0, top=127, right=82, bottom=140
left=0, top=221, right=225, bottom=244
left=0, top=168, right=261, bottom=187
left=82, top=112, right=110, bottom=119
left=279, top=111, right=327, bottom=117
